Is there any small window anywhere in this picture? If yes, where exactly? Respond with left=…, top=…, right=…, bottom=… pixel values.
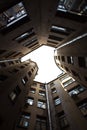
left=78, top=57, right=87, bottom=68
left=0, top=62, right=6, bottom=67
left=21, top=76, right=28, bottom=85
left=14, top=28, right=35, bottom=43
left=49, top=35, right=64, bottom=41
left=61, top=56, right=65, bottom=62
left=37, top=100, right=46, bottom=109
left=9, top=85, right=21, bottom=102
left=58, top=56, right=60, bottom=60
left=30, top=88, right=36, bottom=94
left=0, top=75, right=8, bottom=82
left=54, top=97, right=61, bottom=106
left=67, top=56, right=74, bottom=64
left=51, top=88, right=57, bottom=94
left=71, top=70, right=81, bottom=79
left=84, top=76, right=87, bottom=81
left=28, top=71, right=32, bottom=77
left=40, top=84, right=45, bottom=89
left=39, top=90, right=45, bottom=97
left=18, top=112, right=30, bottom=128
left=26, top=97, right=34, bottom=106
left=50, top=82, right=55, bottom=88
left=20, top=65, right=25, bottom=69
left=8, top=61, right=14, bottom=65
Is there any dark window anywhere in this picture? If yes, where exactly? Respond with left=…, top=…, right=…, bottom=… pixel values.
left=54, top=97, right=61, bottom=106
left=23, top=38, right=38, bottom=47
left=9, top=85, right=21, bottom=102
left=40, top=84, right=45, bottom=89
left=49, top=35, right=64, bottom=41
left=65, top=67, right=69, bottom=71
left=9, top=68, right=19, bottom=73
left=58, top=56, right=60, bottom=60
left=78, top=57, right=87, bottom=68
left=57, top=111, right=69, bottom=128
left=20, top=65, right=25, bottom=69
left=28, top=71, right=32, bottom=77
left=8, top=61, right=14, bottom=65
left=35, top=116, right=47, bottom=130
left=51, top=88, right=57, bottom=94
left=14, top=28, right=35, bottom=43
left=67, top=56, right=74, bottom=64
left=71, top=70, right=81, bottom=79
left=84, top=76, right=87, bottom=81
left=0, top=50, right=6, bottom=55
left=50, top=82, right=55, bottom=87
left=0, top=62, right=6, bottom=67
left=0, top=75, right=8, bottom=82
left=77, top=99, right=87, bottom=117
left=18, top=112, right=30, bottom=128
left=61, top=56, right=65, bottom=62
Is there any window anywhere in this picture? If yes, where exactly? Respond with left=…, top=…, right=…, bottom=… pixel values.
left=9, top=85, right=21, bottom=102
left=63, top=78, right=75, bottom=87
left=61, top=56, right=65, bottom=62
left=26, top=97, right=34, bottom=105
left=40, top=84, right=45, bottom=89
left=54, top=97, right=61, bottom=106
left=8, top=61, right=14, bottom=65
left=30, top=88, right=36, bottom=94
left=68, top=85, right=86, bottom=97
left=50, top=82, right=55, bottom=87
left=0, top=62, right=6, bottom=67
left=51, top=88, right=57, bottom=94
left=0, top=75, right=8, bottom=82
left=18, top=112, right=30, bottom=128
left=71, top=70, right=81, bottom=79
left=49, top=35, right=64, bottom=41
left=57, top=0, right=87, bottom=22
left=84, top=76, right=87, bottom=81
left=67, top=56, right=74, bottom=64
left=14, top=28, right=35, bottom=43
left=77, top=99, right=87, bottom=117
left=28, top=71, right=32, bottom=77
left=9, top=68, right=19, bottom=73
left=58, top=112, right=69, bottom=128
left=39, top=90, right=45, bottom=97
left=21, top=76, right=28, bottom=85
left=0, top=2, right=28, bottom=29
left=51, top=25, right=74, bottom=36
left=78, top=57, right=87, bottom=68
left=35, top=116, right=47, bottom=130
left=37, top=100, right=46, bottom=109
left=58, top=56, right=60, bottom=60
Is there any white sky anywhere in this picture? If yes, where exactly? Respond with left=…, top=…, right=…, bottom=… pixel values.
left=21, top=45, right=62, bottom=83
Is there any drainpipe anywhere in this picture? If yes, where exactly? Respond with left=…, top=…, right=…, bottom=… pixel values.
left=45, top=83, right=52, bottom=130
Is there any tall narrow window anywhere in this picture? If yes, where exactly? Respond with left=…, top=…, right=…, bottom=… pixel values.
left=18, top=112, right=30, bottom=128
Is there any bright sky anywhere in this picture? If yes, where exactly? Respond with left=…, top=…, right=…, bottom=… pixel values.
left=21, top=45, right=62, bottom=83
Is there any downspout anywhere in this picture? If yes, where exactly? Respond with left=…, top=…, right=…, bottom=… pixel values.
left=45, top=83, right=52, bottom=130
